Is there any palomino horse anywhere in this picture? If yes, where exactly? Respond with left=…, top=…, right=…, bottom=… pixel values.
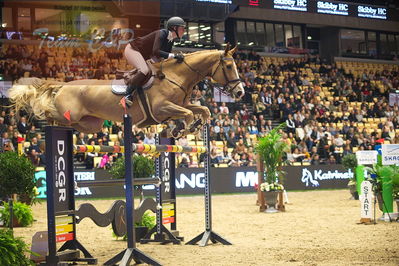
left=9, top=45, right=244, bottom=136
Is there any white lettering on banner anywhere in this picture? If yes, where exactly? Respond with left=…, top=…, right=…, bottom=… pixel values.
left=358, top=5, right=387, bottom=19
left=74, top=171, right=95, bottom=181
left=360, top=181, right=372, bottom=219
left=163, top=152, right=170, bottom=193
left=75, top=187, right=92, bottom=196
left=176, top=173, right=205, bottom=189
left=274, top=0, right=307, bottom=11
left=317, top=1, right=348, bottom=15
left=301, top=168, right=353, bottom=187
left=56, top=140, right=66, bottom=202
left=235, top=171, right=258, bottom=187
left=381, top=144, right=399, bottom=165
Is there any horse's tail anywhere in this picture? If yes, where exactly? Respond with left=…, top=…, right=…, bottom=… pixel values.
left=8, top=77, right=63, bottom=120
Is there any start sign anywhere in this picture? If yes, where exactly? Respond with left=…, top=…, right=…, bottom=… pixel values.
left=360, top=181, right=373, bottom=223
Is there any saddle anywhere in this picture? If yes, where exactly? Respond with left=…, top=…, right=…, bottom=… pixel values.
left=111, top=63, right=161, bottom=128
left=112, top=68, right=153, bottom=95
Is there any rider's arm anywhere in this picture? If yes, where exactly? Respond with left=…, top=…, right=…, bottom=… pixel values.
left=153, top=29, right=171, bottom=60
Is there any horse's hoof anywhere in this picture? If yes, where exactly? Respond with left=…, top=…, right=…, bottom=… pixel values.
left=189, top=119, right=203, bottom=133
left=171, top=127, right=184, bottom=139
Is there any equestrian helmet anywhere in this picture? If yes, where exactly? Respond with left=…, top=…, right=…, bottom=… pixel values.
left=166, top=17, right=185, bottom=30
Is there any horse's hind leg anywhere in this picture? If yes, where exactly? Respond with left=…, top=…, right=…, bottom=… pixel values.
left=72, top=116, right=104, bottom=134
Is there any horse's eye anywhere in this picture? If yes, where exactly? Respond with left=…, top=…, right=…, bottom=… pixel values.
left=227, top=65, right=232, bottom=69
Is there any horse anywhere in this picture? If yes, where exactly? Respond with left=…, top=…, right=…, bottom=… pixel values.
left=9, top=45, right=244, bottom=137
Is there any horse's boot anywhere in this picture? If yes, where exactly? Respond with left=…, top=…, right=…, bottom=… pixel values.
left=124, top=71, right=148, bottom=107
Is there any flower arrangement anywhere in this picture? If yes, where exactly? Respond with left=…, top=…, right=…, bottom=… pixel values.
left=260, top=182, right=284, bottom=192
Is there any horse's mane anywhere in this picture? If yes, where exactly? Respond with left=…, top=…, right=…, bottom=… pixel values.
left=153, top=49, right=221, bottom=68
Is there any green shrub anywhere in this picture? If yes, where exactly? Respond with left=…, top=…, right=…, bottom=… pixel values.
left=0, top=229, right=35, bottom=265
left=0, top=201, right=34, bottom=227
left=0, top=152, right=36, bottom=202
left=109, top=155, right=155, bottom=180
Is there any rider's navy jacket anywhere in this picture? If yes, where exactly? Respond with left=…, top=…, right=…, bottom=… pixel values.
left=130, top=29, right=173, bottom=60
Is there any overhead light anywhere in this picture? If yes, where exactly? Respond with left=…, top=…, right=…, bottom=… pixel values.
left=136, top=24, right=141, bottom=28
left=307, top=36, right=312, bottom=40
left=248, top=42, right=254, bottom=45
left=2, top=23, right=7, bottom=27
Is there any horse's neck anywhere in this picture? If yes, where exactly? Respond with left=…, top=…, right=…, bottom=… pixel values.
left=165, top=51, right=221, bottom=89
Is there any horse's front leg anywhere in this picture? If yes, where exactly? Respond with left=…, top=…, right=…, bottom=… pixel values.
left=156, top=101, right=194, bottom=138
left=184, top=104, right=211, bottom=133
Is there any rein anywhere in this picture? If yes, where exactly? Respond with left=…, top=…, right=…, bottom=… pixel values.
left=157, top=52, right=241, bottom=100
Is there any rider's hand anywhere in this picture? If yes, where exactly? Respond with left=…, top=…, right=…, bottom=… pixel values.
left=174, top=53, right=184, bottom=63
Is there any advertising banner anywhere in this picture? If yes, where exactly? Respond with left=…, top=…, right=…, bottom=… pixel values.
left=356, top=150, right=378, bottom=165
left=36, top=164, right=353, bottom=199
left=381, top=144, right=399, bottom=165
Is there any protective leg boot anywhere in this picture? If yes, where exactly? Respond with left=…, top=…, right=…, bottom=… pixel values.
left=124, top=71, right=148, bottom=107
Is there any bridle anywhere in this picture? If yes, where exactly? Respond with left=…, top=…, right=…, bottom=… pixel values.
left=210, top=55, right=242, bottom=94
left=182, top=53, right=242, bottom=95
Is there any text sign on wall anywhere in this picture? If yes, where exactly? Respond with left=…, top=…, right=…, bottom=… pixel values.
left=273, top=0, right=307, bottom=12
left=381, top=144, right=399, bottom=165
left=357, top=5, right=387, bottom=20
left=356, top=150, right=378, bottom=165
left=360, top=181, right=373, bottom=220
left=317, top=1, right=348, bottom=16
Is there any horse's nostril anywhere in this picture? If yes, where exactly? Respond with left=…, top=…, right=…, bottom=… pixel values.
left=237, top=91, right=243, bottom=97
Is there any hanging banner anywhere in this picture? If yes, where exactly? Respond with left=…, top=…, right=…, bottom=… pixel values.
left=356, top=150, right=378, bottom=165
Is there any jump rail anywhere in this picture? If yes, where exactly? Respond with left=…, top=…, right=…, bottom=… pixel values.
left=73, top=144, right=207, bottom=154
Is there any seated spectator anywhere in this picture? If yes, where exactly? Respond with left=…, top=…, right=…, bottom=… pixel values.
left=235, top=138, right=246, bottom=155
left=179, top=157, right=189, bottom=168
left=17, top=116, right=31, bottom=135
left=27, top=148, right=40, bottom=166
left=311, top=154, right=321, bottom=165
left=144, top=133, right=156, bottom=145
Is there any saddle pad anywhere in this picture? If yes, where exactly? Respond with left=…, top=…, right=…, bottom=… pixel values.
left=111, top=79, right=128, bottom=95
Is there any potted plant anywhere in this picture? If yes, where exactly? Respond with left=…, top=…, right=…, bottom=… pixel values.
left=0, top=201, right=34, bottom=227
left=113, top=211, right=156, bottom=242
left=341, top=153, right=358, bottom=200
left=0, top=228, right=36, bottom=265
left=365, top=164, right=395, bottom=212
left=0, top=151, right=36, bottom=204
left=109, top=154, right=155, bottom=202
left=255, top=123, right=288, bottom=213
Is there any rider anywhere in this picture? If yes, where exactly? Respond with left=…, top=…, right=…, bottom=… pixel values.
left=124, top=16, right=186, bottom=104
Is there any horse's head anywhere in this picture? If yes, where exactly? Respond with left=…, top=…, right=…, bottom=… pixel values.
left=210, top=44, right=245, bottom=100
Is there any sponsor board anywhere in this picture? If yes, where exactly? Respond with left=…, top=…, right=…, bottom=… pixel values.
left=357, top=5, right=387, bottom=20
left=36, top=165, right=353, bottom=198
left=356, top=150, right=378, bottom=165
left=381, top=144, right=399, bottom=165
left=273, top=0, right=307, bottom=12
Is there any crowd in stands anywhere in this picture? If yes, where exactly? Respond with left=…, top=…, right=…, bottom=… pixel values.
left=1, top=43, right=398, bottom=169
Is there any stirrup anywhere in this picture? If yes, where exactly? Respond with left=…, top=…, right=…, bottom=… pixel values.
left=124, top=95, right=133, bottom=108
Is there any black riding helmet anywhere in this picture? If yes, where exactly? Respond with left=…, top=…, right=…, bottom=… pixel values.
left=166, top=17, right=185, bottom=39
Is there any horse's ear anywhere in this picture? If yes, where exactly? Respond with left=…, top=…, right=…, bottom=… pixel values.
left=230, top=45, right=238, bottom=55
left=224, top=43, right=231, bottom=56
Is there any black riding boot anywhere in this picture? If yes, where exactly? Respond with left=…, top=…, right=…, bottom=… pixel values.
left=124, top=71, right=148, bottom=107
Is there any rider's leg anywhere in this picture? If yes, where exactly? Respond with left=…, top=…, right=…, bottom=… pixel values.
left=124, top=44, right=149, bottom=88
left=123, top=44, right=150, bottom=105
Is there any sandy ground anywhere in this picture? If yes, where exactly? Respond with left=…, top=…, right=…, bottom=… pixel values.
left=14, top=190, right=399, bottom=266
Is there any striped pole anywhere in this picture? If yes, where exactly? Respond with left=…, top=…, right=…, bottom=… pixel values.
left=73, top=144, right=207, bottom=154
